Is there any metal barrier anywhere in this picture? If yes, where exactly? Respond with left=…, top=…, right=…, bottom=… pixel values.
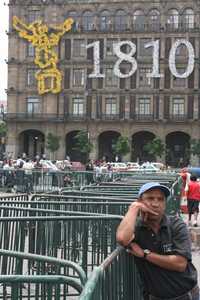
left=0, top=275, right=82, bottom=299
left=0, top=201, right=131, bottom=218
left=0, top=215, right=122, bottom=275
left=0, top=168, right=177, bottom=193
left=79, top=246, right=143, bottom=300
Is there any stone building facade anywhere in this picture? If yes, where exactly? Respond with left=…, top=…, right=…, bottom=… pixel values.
left=6, top=0, right=200, bottom=166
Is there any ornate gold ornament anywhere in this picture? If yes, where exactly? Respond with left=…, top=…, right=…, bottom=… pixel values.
left=13, top=16, right=73, bottom=94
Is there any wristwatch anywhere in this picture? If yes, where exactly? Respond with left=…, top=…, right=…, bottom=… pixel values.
left=143, top=249, right=151, bottom=259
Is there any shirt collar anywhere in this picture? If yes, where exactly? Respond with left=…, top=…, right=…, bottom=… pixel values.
left=137, top=214, right=169, bottom=228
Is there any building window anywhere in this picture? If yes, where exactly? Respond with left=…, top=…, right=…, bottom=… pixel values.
left=73, top=69, right=85, bottom=87
left=138, top=98, right=151, bottom=115
left=173, top=69, right=186, bottom=88
left=172, top=98, right=185, bottom=116
left=139, top=38, right=152, bottom=56
left=106, top=39, right=116, bottom=56
left=167, top=9, right=179, bottom=29
left=115, top=10, right=127, bottom=31
left=27, top=10, right=41, bottom=23
left=100, top=10, right=112, bottom=31
left=72, top=97, right=84, bottom=116
left=82, top=11, right=95, bottom=31
left=27, top=97, right=40, bottom=115
left=182, top=9, right=194, bottom=29
left=149, top=9, right=160, bottom=31
left=73, top=39, right=86, bottom=57
left=133, top=10, right=145, bottom=31
left=68, top=11, right=80, bottom=31
left=175, top=41, right=188, bottom=57
left=27, top=69, right=37, bottom=87
left=105, top=98, right=117, bottom=115
left=139, top=68, right=152, bottom=87
left=106, top=68, right=118, bottom=87
left=27, top=44, right=35, bottom=57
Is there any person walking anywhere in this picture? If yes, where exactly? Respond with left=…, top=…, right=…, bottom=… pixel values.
left=187, top=175, right=200, bottom=227
left=116, top=182, right=199, bottom=300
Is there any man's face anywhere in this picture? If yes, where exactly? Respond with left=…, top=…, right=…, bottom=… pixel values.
left=140, top=189, right=166, bottom=221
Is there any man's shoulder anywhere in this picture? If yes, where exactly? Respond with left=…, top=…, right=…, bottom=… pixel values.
left=166, top=215, right=188, bottom=237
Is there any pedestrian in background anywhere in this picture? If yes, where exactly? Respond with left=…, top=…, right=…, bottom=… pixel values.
left=187, top=175, right=200, bottom=227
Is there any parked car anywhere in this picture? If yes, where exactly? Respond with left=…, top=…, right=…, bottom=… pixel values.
left=138, top=164, right=159, bottom=173
left=126, top=162, right=140, bottom=171
left=151, top=162, right=165, bottom=170
left=40, top=160, right=60, bottom=172
left=109, top=162, right=127, bottom=172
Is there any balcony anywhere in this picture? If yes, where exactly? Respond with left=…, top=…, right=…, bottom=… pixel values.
left=132, top=114, right=155, bottom=121
left=165, top=22, right=197, bottom=32
left=6, top=113, right=88, bottom=122
left=6, top=113, right=64, bottom=122
left=100, top=114, right=120, bottom=121
left=169, top=114, right=189, bottom=121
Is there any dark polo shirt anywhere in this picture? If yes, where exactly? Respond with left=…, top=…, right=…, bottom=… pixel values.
left=134, top=215, right=197, bottom=298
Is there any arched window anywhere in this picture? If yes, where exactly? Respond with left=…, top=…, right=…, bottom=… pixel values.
left=114, top=10, right=127, bottom=32
left=182, top=8, right=194, bottom=29
left=167, top=9, right=179, bottom=30
left=82, top=11, right=95, bottom=31
left=67, top=11, right=80, bottom=31
left=100, top=10, right=112, bottom=32
left=149, top=9, right=160, bottom=31
left=133, top=10, right=145, bottom=31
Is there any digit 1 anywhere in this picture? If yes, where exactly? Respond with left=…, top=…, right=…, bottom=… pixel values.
left=169, top=39, right=195, bottom=78
left=86, top=41, right=105, bottom=78
left=144, top=40, right=163, bottom=78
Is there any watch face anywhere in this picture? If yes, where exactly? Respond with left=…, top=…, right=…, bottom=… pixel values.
left=144, top=249, right=151, bottom=257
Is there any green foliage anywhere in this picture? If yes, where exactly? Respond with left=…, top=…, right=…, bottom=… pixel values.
left=0, top=121, right=7, bottom=136
left=113, top=136, right=130, bottom=157
left=143, top=138, right=165, bottom=158
left=73, top=130, right=93, bottom=155
left=190, top=139, right=200, bottom=156
left=46, top=133, right=60, bottom=155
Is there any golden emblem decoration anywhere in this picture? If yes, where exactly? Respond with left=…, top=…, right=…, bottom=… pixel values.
left=13, top=16, right=73, bottom=95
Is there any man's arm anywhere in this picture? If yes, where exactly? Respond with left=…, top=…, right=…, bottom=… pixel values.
left=116, top=202, right=158, bottom=247
left=129, top=242, right=187, bottom=272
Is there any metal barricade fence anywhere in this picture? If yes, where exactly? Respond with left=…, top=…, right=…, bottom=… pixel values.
left=0, top=215, right=122, bottom=275
left=79, top=246, right=143, bottom=300
left=0, top=249, right=86, bottom=299
left=0, top=201, right=131, bottom=218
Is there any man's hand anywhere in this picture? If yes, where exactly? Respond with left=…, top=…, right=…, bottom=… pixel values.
left=130, top=202, right=158, bottom=222
left=127, top=242, right=144, bottom=258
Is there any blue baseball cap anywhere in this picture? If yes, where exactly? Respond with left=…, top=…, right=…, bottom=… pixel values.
left=138, top=182, right=170, bottom=198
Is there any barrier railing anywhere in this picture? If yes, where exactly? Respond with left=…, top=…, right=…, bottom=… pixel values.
left=0, top=169, right=177, bottom=193
left=79, top=246, right=143, bottom=300
left=0, top=215, right=122, bottom=274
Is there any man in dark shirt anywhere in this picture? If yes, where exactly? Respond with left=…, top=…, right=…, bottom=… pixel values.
left=116, top=182, right=199, bottom=300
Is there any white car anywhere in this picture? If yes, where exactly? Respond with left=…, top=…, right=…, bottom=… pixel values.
left=126, top=162, right=140, bottom=171
left=138, top=164, right=159, bottom=173
left=40, top=160, right=59, bottom=172
left=109, top=162, right=127, bottom=172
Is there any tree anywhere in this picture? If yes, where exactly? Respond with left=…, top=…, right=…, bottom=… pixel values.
left=73, top=130, right=93, bottom=163
left=46, top=132, right=60, bottom=160
left=143, top=137, right=165, bottom=160
left=190, top=139, right=200, bottom=163
left=112, top=136, right=130, bottom=161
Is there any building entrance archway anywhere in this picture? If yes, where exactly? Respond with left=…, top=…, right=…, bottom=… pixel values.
left=98, top=131, right=120, bottom=162
left=132, top=131, right=155, bottom=163
left=18, top=130, right=44, bottom=158
left=166, top=132, right=190, bottom=167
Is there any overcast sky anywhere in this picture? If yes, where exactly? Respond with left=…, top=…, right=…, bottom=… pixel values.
left=0, top=1, right=8, bottom=101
